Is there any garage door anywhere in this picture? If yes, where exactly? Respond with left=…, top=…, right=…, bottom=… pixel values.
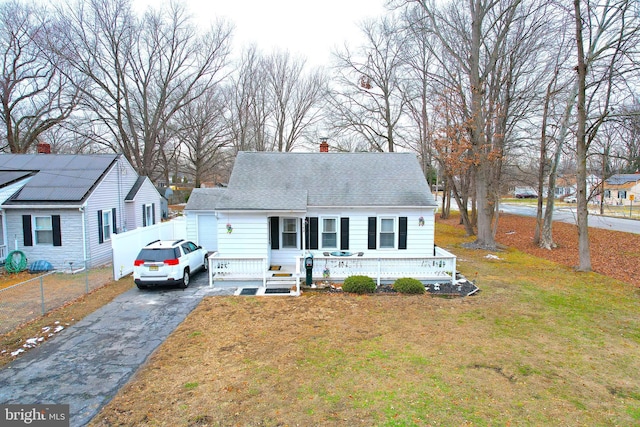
left=197, top=214, right=218, bottom=252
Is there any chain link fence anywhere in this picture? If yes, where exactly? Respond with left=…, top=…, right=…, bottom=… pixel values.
left=0, top=261, right=114, bottom=335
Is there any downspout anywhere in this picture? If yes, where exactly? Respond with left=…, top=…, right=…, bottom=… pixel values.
left=80, top=203, right=87, bottom=265
left=1, top=209, right=7, bottom=255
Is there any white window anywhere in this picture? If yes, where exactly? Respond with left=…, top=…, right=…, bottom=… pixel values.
left=145, top=204, right=153, bottom=227
left=34, top=216, right=53, bottom=245
left=281, top=218, right=298, bottom=248
left=618, top=190, right=627, bottom=199
left=102, top=210, right=112, bottom=241
left=321, top=217, right=337, bottom=248
left=379, top=218, right=395, bottom=249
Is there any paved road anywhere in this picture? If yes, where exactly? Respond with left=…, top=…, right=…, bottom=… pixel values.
left=0, top=273, right=235, bottom=427
left=499, top=203, right=640, bottom=234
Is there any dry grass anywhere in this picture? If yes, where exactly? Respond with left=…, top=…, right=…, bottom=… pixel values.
left=90, top=223, right=640, bottom=426
left=0, top=277, right=134, bottom=367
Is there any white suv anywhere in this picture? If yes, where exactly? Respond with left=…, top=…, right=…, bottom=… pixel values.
left=133, top=240, right=208, bottom=289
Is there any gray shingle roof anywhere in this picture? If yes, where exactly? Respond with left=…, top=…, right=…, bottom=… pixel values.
left=0, top=154, right=118, bottom=204
left=215, top=152, right=436, bottom=210
left=125, top=176, right=147, bottom=201
left=185, top=188, right=227, bottom=210
left=606, top=174, right=640, bottom=185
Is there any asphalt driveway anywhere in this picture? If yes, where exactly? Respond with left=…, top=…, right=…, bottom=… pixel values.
left=0, top=272, right=235, bottom=427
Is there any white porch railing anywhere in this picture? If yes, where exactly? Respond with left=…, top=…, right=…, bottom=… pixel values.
left=296, top=247, right=457, bottom=286
left=0, top=245, right=6, bottom=260
left=208, top=254, right=268, bottom=284
left=206, top=247, right=456, bottom=292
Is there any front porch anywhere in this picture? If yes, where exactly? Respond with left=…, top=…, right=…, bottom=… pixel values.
left=207, top=247, right=457, bottom=296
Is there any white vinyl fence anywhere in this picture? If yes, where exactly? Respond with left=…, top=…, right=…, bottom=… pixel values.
left=111, top=217, right=186, bottom=280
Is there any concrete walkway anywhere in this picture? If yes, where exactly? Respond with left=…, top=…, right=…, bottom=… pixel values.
left=0, top=273, right=236, bottom=426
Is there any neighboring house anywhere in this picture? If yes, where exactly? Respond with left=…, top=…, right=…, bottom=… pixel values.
left=0, top=153, right=161, bottom=268
left=185, top=151, right=457, bottom=291
left=156, top=186, right=173, bottom=219
left=603, top=173, right=640, bottom=206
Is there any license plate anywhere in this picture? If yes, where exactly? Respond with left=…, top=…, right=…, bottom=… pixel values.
left=149, top=265, right=158, bottom=271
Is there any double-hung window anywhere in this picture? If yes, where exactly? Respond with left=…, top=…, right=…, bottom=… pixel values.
left=618, top=190, right=627, bottom=199
left=379, top=218, right=395, bottom=249
left=34, top=216, right=53, bottom=245
left=145, top=204, right=153, bottom=227
left=281, top=218, right=298, bottom=248
left=321, top=217, right=337, bottom=249
left=102, top=210, right=112, bottom=241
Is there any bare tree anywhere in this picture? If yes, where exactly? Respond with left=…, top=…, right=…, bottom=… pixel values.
left=0, top=1, right=77, bottom=153
left=53, top=0, right=232, bottom=180
left=175, top=87, right=231, bottom=187
left=264, top=51, right=326, bottom=152
left=572, top=0, right=640, bottom=271
left=329, top=16, right=409, bottom=152
left=407, top=0, right=545, bottom=249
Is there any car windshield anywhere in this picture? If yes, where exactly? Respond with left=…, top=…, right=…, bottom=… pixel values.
left=137, top=248, right=179, bottom=262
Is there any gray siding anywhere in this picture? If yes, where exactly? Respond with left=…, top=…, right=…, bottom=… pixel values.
left=85, top=157, right=139, bottom=266
left=6, top=208, right=84, bottom=269
left=126, top=178, right=162, bottom=229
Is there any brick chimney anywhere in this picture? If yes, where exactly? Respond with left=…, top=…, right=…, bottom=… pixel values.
left=319, top=137, right=329, bottom=153
left=37, top=142, right=51, bottom=154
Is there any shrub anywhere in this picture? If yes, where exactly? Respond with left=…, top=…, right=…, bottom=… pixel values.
left=342, top=275, right=376, bottom=294
left=393, top=278, right=425, bottom=294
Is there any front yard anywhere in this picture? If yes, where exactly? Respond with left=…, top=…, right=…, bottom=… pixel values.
left=90, top=221, right=640, bottom=426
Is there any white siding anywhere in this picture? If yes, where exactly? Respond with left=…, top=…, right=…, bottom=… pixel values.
left=5, top=209, right=84, bottom=269
left=185, top=211, right=198, bottom=243
left=217, top=213, right=268, bottom=258
left=305, top=208, right=436, bottom=258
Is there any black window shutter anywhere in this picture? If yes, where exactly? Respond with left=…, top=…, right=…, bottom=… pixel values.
left=270, top=217, right=280, bottom=250
left=367, top=217, right=377, bottom=249
left=152, top=204, right=156, bottom=225
left=309, top=217, right=318, bottom=250
left=300, top=218, right=303, bottom=249
left=22, top=215, right=32, bottom=246
left=142, top=205, right=146, bottom=227
left=97, top=210, right=104, bottom=244
left=52, top=215, right=62, bottom=247
left=398, top=216, right=408, bottom=250
left=112, top=208, right=117, bottom=234
left=340, top=217, right=349, bottom=250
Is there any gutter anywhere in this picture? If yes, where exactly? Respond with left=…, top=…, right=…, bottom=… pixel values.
left=0, top=204, right=83, bottom=209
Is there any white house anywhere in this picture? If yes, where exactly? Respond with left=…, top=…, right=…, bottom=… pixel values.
left=0, top=153, right=161, bottom=268
left=185, top=151, right=457, bottom=293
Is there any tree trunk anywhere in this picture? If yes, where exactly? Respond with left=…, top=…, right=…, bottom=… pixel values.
left=574, top=0, right=591, bottom=271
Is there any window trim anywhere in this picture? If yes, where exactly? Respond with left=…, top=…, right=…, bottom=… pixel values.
left=320, top=216, right=339, bottom=249
left=34, top=215, right=53, bottom=245
left=281, top=217, right=299, bottom=249
left=102, top=210, right=112, bottom=242
left=144, top=204, right=154, bottom=227
left=378, top=217, right=396, bottom=249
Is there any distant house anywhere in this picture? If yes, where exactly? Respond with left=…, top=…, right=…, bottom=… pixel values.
left=184, top=151, right=457, bottom=292
left=156, top=186, right=173, bottom=219
left=0, top=153, right=161, bottom=268
left=603, top=173, right=640, bottom=206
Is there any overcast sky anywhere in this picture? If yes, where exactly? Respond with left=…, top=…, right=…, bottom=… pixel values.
left=133, top=0, right=387, bottom=67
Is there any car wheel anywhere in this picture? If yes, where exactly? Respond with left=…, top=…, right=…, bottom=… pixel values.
left=181, top=269, right=190, bottom=288
left=203, top=255, right=208, bottom=272
left=136, top=283, right=146, bottom=290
